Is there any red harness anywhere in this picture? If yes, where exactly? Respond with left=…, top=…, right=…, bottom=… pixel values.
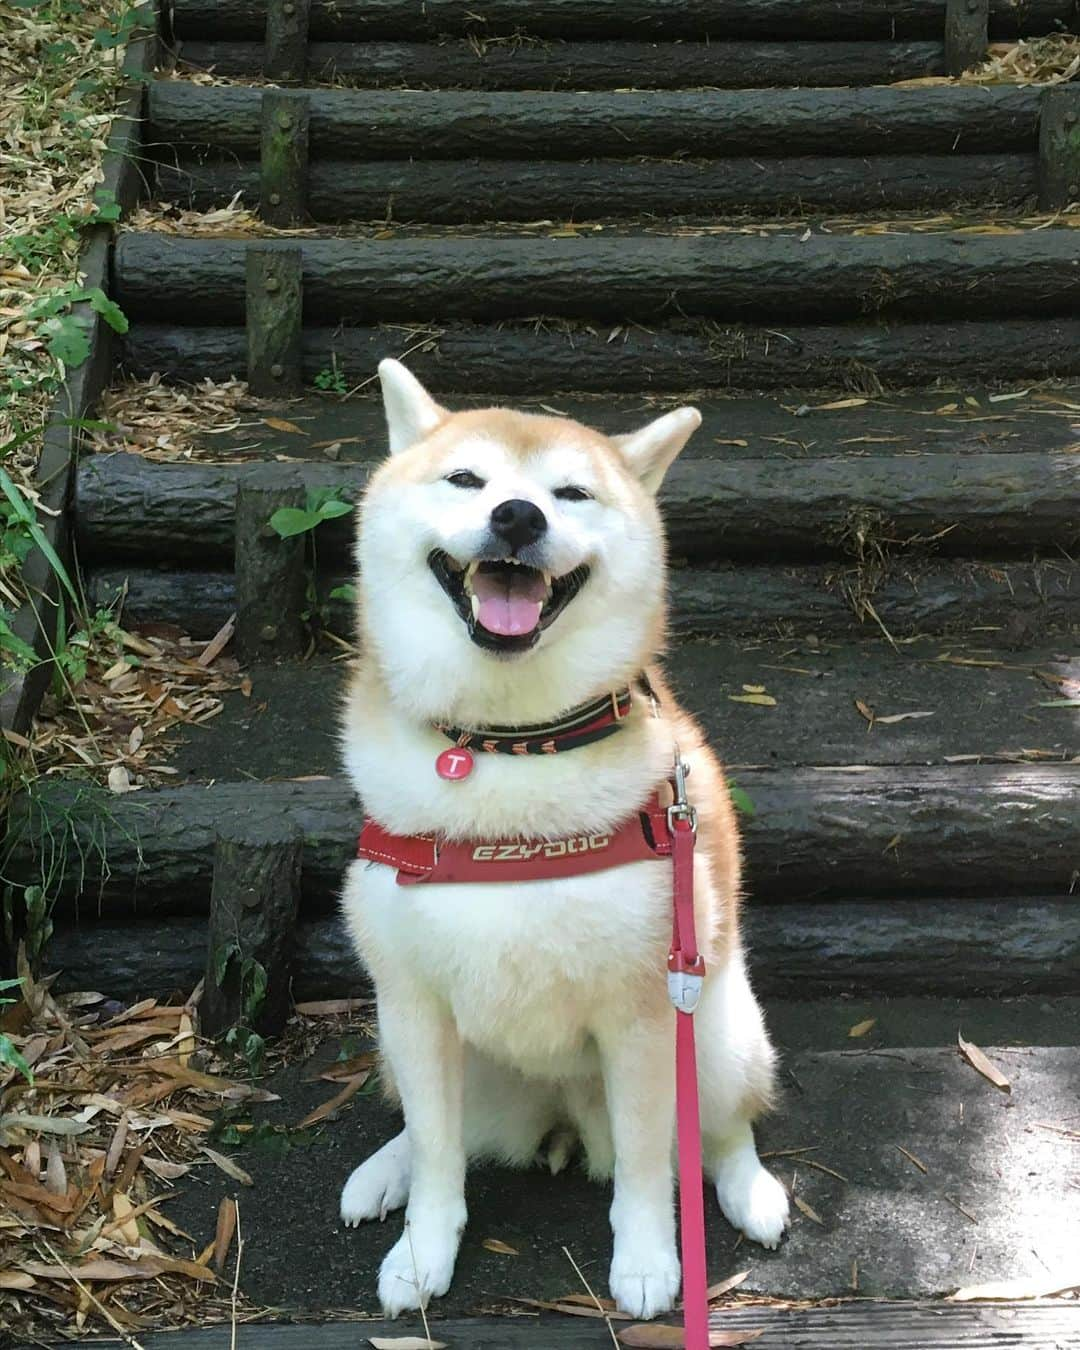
left=356, top=764, right=711, bottom=1350
left=357, top=791, right=673, bottom=885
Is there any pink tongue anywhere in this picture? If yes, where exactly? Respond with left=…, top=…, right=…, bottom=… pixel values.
left=472, top=569, right=546, bottom=637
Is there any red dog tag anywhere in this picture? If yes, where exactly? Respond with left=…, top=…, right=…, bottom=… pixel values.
left=435, top=747, right=474, bottom=780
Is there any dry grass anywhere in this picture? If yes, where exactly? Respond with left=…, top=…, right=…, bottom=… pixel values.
left=90, top=374, right=258, bottom=462
left=15, top=616, right=243, bottom=789
left=894, top=34, right=1080, bottom=87
left=125, top=195, right=1080, bottom=240
left=0, top=0, right=137, bottom=456
left=0, top=953, right=253, bottom=1341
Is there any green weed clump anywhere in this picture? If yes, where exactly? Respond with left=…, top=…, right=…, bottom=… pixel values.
left=0, top=0, right=138, bottom=663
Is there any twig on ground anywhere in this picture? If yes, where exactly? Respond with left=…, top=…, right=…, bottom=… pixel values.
left=230, top=1199, right=244, bottom=1350
left=404, top=1219, right=435, bottom=1350
left=35, top=1237, right=147, bottom=1350
left=562, top=1244, right=620, bottom=1350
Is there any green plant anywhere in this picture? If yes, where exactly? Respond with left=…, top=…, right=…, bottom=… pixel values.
left=0, top=977, right=33, bottom=1083
left=25, top=284, right=128, bottom=370
left=328, top=583, right=357, bottom=604
left=269, top=485, right=353, bottom=539
left=314, top=364, right=347, bottom=395
left=727, top=780, right=756, bottom=816
left=213, top=943, right=269, bottom=1077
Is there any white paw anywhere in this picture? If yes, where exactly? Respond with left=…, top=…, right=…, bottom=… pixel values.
left=341, top=1135, right=410, bottom=1226
left=378, top=1212, right=463, bottom=1316
left=609, top=1242, right=681, bottom=1319
left=716, top=1164, right=789, bottom=1250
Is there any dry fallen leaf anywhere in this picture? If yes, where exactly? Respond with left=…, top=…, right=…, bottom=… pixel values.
left=950, top=1270, right=1080, bottom=1301
left=198, top=1146, right=253, bottom=1186
left=848, top=1018, right=876, bottom=1038
left=810, top=397, right=868, bottom=410
left=705, top=1270, right=750, bottom=1301
left=728, top=694, right=777, bottom=707
left=896, top=1145, right=929, bottom=1174
left=368, top=1339, right=447, bottom=1349
left=107, top=764, right=135, bottom=794
left=714, top=438, right=748, bottom=447
left=294, top=998, right=372, bottom=1016
left=618, top=1326, right=763, bottom=1347
left=262, top=417, right=307, bottom=434
left=854, top=699, right=875, bottom=726
left=296, top=1070, right=371, bottom=1130
left=957, top=1034, right=1011, bottom=1093
left=792, top=1195, right=826, bottom=1226
left=875, top=711, right=935, bottom=725
left=213, top=1196, right=237, bottom=1272
left=481, top=1237, right=520, bottom=1255
left=0, top=1271, right=36, bottom=1290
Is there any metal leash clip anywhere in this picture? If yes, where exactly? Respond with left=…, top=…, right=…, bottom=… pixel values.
left=667, top=748, right=698, bottom=836
left=666, top=745, right=703, bottom=1014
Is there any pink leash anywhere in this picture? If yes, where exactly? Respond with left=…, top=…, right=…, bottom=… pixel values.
left=665, top=757, right=709, bottom=1350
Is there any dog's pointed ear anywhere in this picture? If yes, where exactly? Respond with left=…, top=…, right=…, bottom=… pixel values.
left=378, top=359, right=446, bottom=453
left=612, top=407, right=701, bottom=494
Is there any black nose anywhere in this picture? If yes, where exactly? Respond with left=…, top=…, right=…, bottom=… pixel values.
left=490, top=498, right=547, bottom=552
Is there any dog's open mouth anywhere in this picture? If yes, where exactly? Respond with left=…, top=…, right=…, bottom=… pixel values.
left=428, top=551, right=590, bottom=653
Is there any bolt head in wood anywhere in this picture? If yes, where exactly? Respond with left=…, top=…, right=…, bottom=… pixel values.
left=260, top=624, right=279, bottom=641
left=965, top=0, right=978, bottom=11
left=1070, top=183, right=1080, bottom=196
left=1066, top=112, right=1078, bottom=127
left=265, top=276, right=280, bottom=292
left=278, top=113, right=293, bottom=130
left=268, top=192, right=282, bottom=205
left=270, top=364, right=284, bottom=378
left=260, top=522, right=278, bottom=538
left=283, top=1, right=295, bottom=12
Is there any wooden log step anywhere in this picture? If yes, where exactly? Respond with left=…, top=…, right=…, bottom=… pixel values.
left=86, top=556, right=1080, bottom=639
left=157, top=154, right=1038, bottom=222
left=174, top=38, right=950, bottom=90
left=169, top=0, right=1078, bottom=42
left=93, top=386, right=1080, bottom=465
left=121, top=317, right=1080, bottom=391
left=147, top=85, right=1043, bottom=159
left=58, top=1303, right=1080, bottom=1349
left=41, top=894, right=1080, bottom=999
left=76, top=450, right=1080, bottom=565
left=13, top=759, right=1079, bottom=919
left=113, top=231, right=1080, bottom=326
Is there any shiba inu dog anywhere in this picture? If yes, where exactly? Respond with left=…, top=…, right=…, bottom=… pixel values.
left=339, top=360, right=789, bottom=1319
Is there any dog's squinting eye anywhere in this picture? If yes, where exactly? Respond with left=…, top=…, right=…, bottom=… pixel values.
left=445, top=470, right=486, bottom=490
left=553, top=486, right=592, bottom=502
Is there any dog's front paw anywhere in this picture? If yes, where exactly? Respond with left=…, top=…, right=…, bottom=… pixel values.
left=378, top=1210, right=464, bottom=1315
left=609, top=1240, right=681, bottom=1319
left=716, top=1163, right=789, bottom=1250
left=341, top=1134, right=410, bottom=1225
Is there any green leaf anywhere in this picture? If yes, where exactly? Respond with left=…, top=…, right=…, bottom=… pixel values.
left=0, top=617, right=38, bottom=670
left=269, top=507, right=321, bottom=538
left=1038, top=699, right=1080, bottom=708
left=728, top=783, right=756, bottom=817
left=0, top=467, right=80, bottom=608
left=84, top=288, right=128, bottom=333
left=43, top=314, right=92, bottom=368
left=0, top=1035, right=33, bottom=1084
left=213, top=941, right=240, bottom=988
left=329, top=584, right=357, bottom=603
left=315, top=498, right=352, bottom=522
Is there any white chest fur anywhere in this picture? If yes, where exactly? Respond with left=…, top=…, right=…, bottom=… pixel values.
left=344, top=854, right=674, bottom=1077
